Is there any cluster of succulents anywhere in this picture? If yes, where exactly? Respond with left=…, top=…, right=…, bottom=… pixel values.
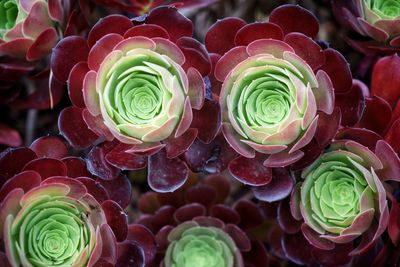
left=0, top=0, right=400, bottom=266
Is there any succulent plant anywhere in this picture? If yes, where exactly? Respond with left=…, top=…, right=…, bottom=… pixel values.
left=51, top=6, right=221, bottom=193
left=0, top=0, right=62, bottom=61
left=165, top=224, right=237, bottom=267
left=0, top=136, right=155, bottom=266
left=331, top=0, right=400, bottom=53
left=204, top=4, right=360, bottom=201
left=274, top=134, right=400, bottom=266
left=137, top=174, right=270, bottom=267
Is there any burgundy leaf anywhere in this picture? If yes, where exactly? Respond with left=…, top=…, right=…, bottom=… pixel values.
left=87, top=15, right=132, bottom=47
left=86, top=143, right=120, bottom=180
left=51, top=36, right=89, bottom=82
left=30, top=136, right=68, bottom=159
left=22, top=158, right=67, bottom=179
left=97, top=175, right=132, bottom=209
left=148, top=149, right=188, bottom=193
left=229, top=156, right=272, bottom=186
left=0, top=123, right=21, bottom=147
left=269, top=4, right=319, bottom=38
left=252, top=168, right=294, bottom=202
left=58, top=107, right=99, bottom=150
left=147, top=6, right=193, bottom=42
left=205, top=17, right=246, bottom=55
left=126, top=224, right=157, bottom=266
left=62, top=157, right=92, bottom=178
left=102, top=200, right=128, bottom=242
left=105, top=143, right=147, bottom=170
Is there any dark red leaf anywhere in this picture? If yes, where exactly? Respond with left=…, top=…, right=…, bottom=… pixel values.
left=185, top=185, right=216, bottom=209
left=371, top=54, right=400, bottom=108
left=234, top=200, right=264, bottom=229
left=148, top=149, right=188, bottom=192
left=86, top=143, right=120, bottom=180
left=252, top=168, right=294, bottom=202
left=191, top=100, right=221, bottom=144
left=235, top=22, right=284, bottom=46
left=0, top=171, right=41, bottom=201
left=62, top=157, right=92, bottom=178
left=211, top=204, right=240, bottom=224
left=22, top=158, right=67, bottom=179
left=97, top=175, right=132, bottom=209
left=277, top=197, right=301, bottom=234
left=67, top=62, right=89, bottom=107
left=116, top=242, right=144, bottom=267
left=87, top=15, right=132, bottom=47
left=319, top=48, right=352, bottom=93
left=229, top=156, right=272, bottom=186
left=174, top=203, right=206, bottom=223
left=51, top=36, right=89, bottom=82
left=58, top=107, right=99, bottom=149
left=126, top=224, right=157, bottom=266
left=284, top=32, right=325, bottom=70
left=0, top=148, right=37, bottom=182
left=269, top=4, right=319, bottom=38
left=105, top=143, right=147, bottom=170
left=176, top=37, right=211, bottom=76
left=30, top=136, right=68, bottom=159
left=357, top=96, right=392, bottom=136
left=0, top=123, right=22, bottom=147
left=102, top=200, right=128, bottom=242
left=146, top=6, right=193, bottom=42
left=205, top=17, right=246, bottom=55
left=77, top=177, right=110, bottom=204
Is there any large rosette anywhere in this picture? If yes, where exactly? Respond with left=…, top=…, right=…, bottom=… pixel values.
left=273, top=134, right=400, bottom=266
left=52, top=6, right=221, bottom=193
left=0, top=136, right=155, bottom=266
left=137, top=174, right=270, bottom=267
left=204, top=4, right=358, bottom=201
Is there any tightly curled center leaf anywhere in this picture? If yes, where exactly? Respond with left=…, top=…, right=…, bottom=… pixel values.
left=300, top=148, right=378, bottom=236
left=365, top=0, right=400, bottom=19
left=0, top=0, right=18, bottom=37
left=223, top=54, right=316, bottom=146
left=165, top=226, right=237, bottom=267
left=98, top=48, right=187, bottom=142
left=6, top=192, right=97, bottom=266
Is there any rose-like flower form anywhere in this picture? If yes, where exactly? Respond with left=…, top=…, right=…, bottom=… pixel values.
left=0, top=0, right=62, bottom=61
left=332, top=0, right=400, bottom=53
left=137, top=174, right=270, bottom=267
left=52, top=6, right=221, bottom=193
left=220, top=52, right=322, bottom=157
left=282, top=136, right=400, bottom=265
left=94, top=41, right=188, bottom=143
left=165, top=224, right=236, bottom=267
left=204, top=4, right=353, bottom=199
left=0, top=136, right=155, bottom=266
left=300, top=141, right=387, bottom=240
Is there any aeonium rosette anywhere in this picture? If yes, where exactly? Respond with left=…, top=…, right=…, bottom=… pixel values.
left=137, top=174, right=270, bottom=267
left=332, top=0, right=400, bottom=53
left=205, top=4, right=350, bottom=201
left=0, top=0, right=64, bottom=61
left=279, top=135, right=400, bottom=265
left=0, top=136, right=156, bottom=266
left=52, top=6, right=221, bottom=193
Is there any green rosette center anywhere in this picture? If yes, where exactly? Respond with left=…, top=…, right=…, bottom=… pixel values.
left=0, top=0, right=18, bottom=37
left=366, top=0, right=400, bottom=19
left=98, top=48, right=186, bottom=142
left=6, top=194, right=96, bottom=266
left=165, top=226, right=237, bottom=267
left=300, top=149, right=376, bottom=235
